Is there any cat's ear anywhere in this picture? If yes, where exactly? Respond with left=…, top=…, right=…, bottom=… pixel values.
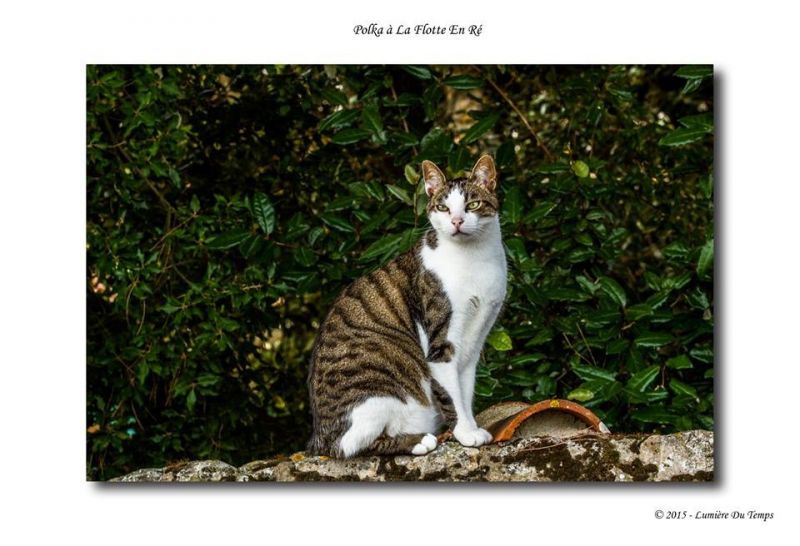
left=421, top=160, right=447, bottom=197
left=470, top=154, right=497, bottom=192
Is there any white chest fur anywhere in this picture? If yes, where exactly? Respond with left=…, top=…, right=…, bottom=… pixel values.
left=420, top=218, right=507, bottom=362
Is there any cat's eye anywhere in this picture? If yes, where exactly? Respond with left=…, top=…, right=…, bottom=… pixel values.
left=466, top=201, right=482, bottom=211
left=435, top=204, right=449, bottom=212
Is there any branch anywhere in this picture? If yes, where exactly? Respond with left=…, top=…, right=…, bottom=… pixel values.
left=484, top=75, right=554, bottom=161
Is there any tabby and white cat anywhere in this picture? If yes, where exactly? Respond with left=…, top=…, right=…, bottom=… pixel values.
left=307, top=155, right=507, bottom=457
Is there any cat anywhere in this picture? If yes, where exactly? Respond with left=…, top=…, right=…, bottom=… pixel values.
left=307, top=154, right=507, bottom=457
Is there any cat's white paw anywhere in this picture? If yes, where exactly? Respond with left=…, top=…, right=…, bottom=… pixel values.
left=453, top=426, right=493, bottom=447
left=411, top=433, right=438, bottom=455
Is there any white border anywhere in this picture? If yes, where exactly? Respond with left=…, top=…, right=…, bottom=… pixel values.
left=1, top=0, right=798, bottom=543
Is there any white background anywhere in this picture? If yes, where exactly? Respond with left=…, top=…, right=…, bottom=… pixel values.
left=1, top=0, right=798, bottom=542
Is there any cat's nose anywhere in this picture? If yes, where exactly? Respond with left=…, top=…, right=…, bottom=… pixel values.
left=451, top=217, right=464, bottom=229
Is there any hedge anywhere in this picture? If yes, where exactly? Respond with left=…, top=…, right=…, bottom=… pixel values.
left=87, top=65, right=713, bottom=479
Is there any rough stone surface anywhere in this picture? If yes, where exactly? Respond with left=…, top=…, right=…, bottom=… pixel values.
left=111, top=430, right=713, bottom=483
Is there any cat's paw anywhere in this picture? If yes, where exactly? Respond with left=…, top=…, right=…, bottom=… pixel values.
left=453, top=426, right=494, bottom=447
left=410, top=433, right=438, bottom=455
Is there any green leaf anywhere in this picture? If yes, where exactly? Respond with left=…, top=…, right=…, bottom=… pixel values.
left=190, top=195, right=200, bottom=213
left=462, top=112, right=500, bottom=144
left=318, top=109, right=359, bottom=132
left=567, top=387, right=595, bottom=402
left=359, top=233, right=404, bottom=261
left=646, top=289, right=672, bottom=310
left=504, top=238, right=527, bottom=262
left=697, top=238, right=714, bottom=277
left=571, top=363, right=617, bottom=383
left=575, top=275, right=598, bottom=295
left=349, top=181, right=385, bottom=202
left=252, top=192, right=276, bottom=235
left=420, top=126, right=452, bottom=156
left=526, top=328, right=554, bottom=347
left=536, top=376, right=557, bottom=397
left=626, top=365, right=660, bottom=392
left=697, top=415, right=714, bottom=429
left=186, top=389, right=196, bottom=412
left=526, top=201, right=558, bottom=224
left=402, top=65, right=432, bottom=80
left=679, top=113, right=713, bottom=131
left=690, top=346, right=714, bottom=364
left=659, top=126, right=711, bottom=147
left=320, top=214, right=355, bottom=233
left=585, top=309, right=621, bottom=328
left=509, top=353, right=546, bottom=367
left=598, top=276, right=627, bottom=307
left=567, top=248, right=594, bottom=263
left=386, top=184, right=413, bottom=205
left=634, top=333, right=672, bottom=348
left=137, top=363, right=149, bottom=385
left=239, top=234, right=266, bottom=259
left=626, top=303, right=653, bottom=321
left=362, top=103, right=385, bottom=141
left=687, top=287, right=710, bottom=310
left=674, top=65, right=713, bottom=79
left=391, top=132, right=419, bottom=148
left=307, top=226, right=325, bottom=246
left=506, top=369, right=538, bottom=387
left=206, top=229, right=251, bottom=250
left=666, top=355, right=693, bottom=370
left=701, top=173, right=713, bottom=199
left=681, top=78, right=703, bottom=94
left=160, top=301, right=182, bottom=314
left=422, top=84, right=443, bottom=120
left=474, top=376, right=498, bottom=397
left=535, top=163, right=570, bottom=174
left=571, top=160, right=590, bottom=178
left=404, top=164, right=419, bottom=185
left=546, top=288, right=591, bottom=302
left=330, top=128, right=372, bottom=145
left=607, top=87, right=633, bottom=101
left=294, top=246, right=317, bottom=267
left=442, top=75, right=484, bottom=89
left=486, top=330, right=513, bottom=351
left=625, top=388, right=669, bottom=405
left=585, top=379, right=623, bottom=403
left=318, top=88, right=348, bottom=106
left=669, top=379, right=699, bottom=401
left=666, top=271, right=693, bottom=290
left=168, top=167, right=181, bottom=188
left=502, top=186, right=524, bottom=225
left=663, top=241, right=690, bottom=261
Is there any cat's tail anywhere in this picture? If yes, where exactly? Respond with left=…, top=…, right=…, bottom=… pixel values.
left=306, top=434, right=325, bottom=455
left=306, top=404, right=345, bottom=456
left=306, top=369, right=337, bottom=456
left=305, top=343, right=346, bottom=457
left=306, top=426, right=340, bottom=456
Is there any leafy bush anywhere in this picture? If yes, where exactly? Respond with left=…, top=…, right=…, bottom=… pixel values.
left=87, top=65, right=713, bottom=479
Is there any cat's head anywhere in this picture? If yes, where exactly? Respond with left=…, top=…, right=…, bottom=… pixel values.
left=422, top=155, right=499, bottom=242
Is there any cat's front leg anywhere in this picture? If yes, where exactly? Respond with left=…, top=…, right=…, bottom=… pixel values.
left=459, top=297, right=505, bottom=414
left=428, top=360, right=492, bottom=447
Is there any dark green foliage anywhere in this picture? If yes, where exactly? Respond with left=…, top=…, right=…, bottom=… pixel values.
left=87, top=65, right=713, bottom=479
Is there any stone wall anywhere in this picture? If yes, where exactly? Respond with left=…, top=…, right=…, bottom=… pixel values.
left=111, top=430, right=713, bottom=482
